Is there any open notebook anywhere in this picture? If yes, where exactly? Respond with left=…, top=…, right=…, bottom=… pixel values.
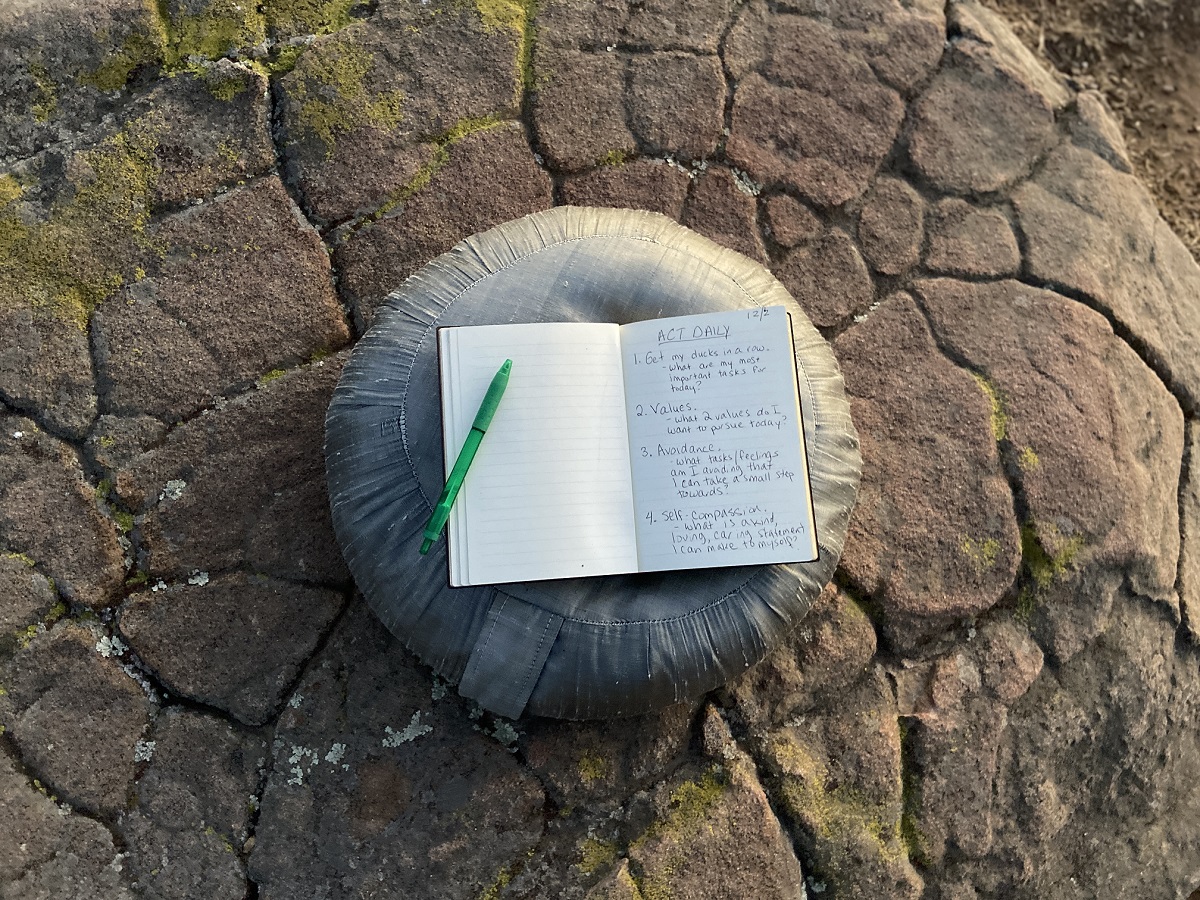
left=437, top=306, right=818, bottom=586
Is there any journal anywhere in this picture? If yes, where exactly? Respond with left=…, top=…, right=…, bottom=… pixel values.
left=437, top=306, right=819, bottom=586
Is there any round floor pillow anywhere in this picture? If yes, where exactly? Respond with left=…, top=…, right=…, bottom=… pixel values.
left=325, top=206, right=861, bottom=719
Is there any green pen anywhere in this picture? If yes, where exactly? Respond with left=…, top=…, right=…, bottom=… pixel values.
left=420, top=358, right=512, bottom=555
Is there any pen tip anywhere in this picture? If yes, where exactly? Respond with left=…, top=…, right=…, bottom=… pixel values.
left=501, top=359, right=512, bottom=374
left=419, top=539, right=433, bottom=555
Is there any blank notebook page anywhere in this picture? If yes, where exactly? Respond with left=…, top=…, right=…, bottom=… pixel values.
left=439, top=323, right=639, bottom=586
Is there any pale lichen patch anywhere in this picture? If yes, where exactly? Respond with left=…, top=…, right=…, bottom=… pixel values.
left=96, top=634, right=129, bottom=658
left=159, top=479, right=187, bottom=502
left=382, top=711, right=432, bottom=746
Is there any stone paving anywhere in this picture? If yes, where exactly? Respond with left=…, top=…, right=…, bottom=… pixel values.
left=1, top=0, right=1199, bottom=898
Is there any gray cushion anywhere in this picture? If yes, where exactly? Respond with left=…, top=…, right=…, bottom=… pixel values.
left=325, top=207, right=861, bottom=719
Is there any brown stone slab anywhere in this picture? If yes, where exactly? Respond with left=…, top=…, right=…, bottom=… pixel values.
left=682, top=166, right=768, bottom=262
left=120, top=573, right=345, bottom=726
left=115, top=358, right=350, bottom=586
left=0, top=623, right=151, bottom=816
left=248, top=602, right=546, bottom=900
left=560, top=159, right=691, bottom=219
left=93, top=177, right=350, bottom=423
left=835, top=292, right=1020, bottom=649
left=0, top=418, right=124, bottom=608
left=334, top=124, right=552, bottom=329
left=1014, top=143, right=1200, bottom=414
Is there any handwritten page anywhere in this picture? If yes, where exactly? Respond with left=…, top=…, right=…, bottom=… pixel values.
left=439, top=323, right=639, bottom=586
left=619, top=307, right=818, bottom=571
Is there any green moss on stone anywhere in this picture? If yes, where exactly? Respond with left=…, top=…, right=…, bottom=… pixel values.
left=260, top=43, right=307, bottom=75
left=0, top=175, right=23, bottom=207
left=158, top=0, right=267, bottom=67
left=264, top=0, right=362, bottom=38
left=1020, top=522, right=1084, bottom=590
left=1015, top=585, right=1037, bottom=622
left=970, top=372, right=1007, bottom=443
left=1015, top=520, right=1086, bottom=621
left=578, top=750, right=611, bottom=785
left=3, top=551, right=37, bottom=568
left=84, top=0, right=282, bottom=89
left=577, top=837, right=618, bottom=875
left=960, top=535, right=1000, bottom=574
left=288, top=32, right=406, bottom=157
left=84, top=11, right=168, bottom=91
left=598, top=149, right=629, bottom=168
left=367, top=115, right=506, bottom=222
left=477, top=864, right=513, bottom=900
left=769, top=732, right=909, bottom=873
left=29, top=63, right=58, bottom=123
left=259, top=368, right=288, bottom=385
left=206, top=72, right=250, bottom=101
left=636, top=768, right=727, bottom=847
left=1018, top=446, right=1040, bottom=471
left=114, top=511, right=135, bottom=533
left=473, top=0, right=536, bottom=102
left=0, top=117, right=161, bottom=329
left=474, top=0, right=524, bottom=35
left=897, top=720, right=928, bottom=865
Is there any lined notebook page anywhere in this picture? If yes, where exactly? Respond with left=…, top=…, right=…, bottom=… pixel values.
left=619, top=307, right=818, bottom=572
left=439, top=323, right=639, bottom=586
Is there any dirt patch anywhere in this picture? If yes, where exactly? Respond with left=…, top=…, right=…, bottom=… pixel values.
left=980, top=0, right=1200, bottom=257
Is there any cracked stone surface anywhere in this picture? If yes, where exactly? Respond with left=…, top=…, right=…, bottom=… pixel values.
left=627, top=52, right=726, bottom=161
left=682, top=166, right=768, bottom=263
left=0, top=418, right=124, bottom=608
left=94, top=176, right=350, bottom=423
left=0, top=622, right=152, bottom=817
left=763, top=193, right=823, bottom=249
left=725, top=0, right=940, bottom=207
left=275, top=6, right=523, bottom=227
left=4, top=0, right=1200, bottom=897
left=114, top=358, right=350, bottom=586
left=249, top=601, right=546, bottom=900
left=117, top=708, right=268, bottom=899
left=916, top=278, right=1184, bottom=659
left=0, top=754, right=133, bottom=900
left=742, top=667, right=923, bottom=898
left=333, top=123, right=553, bottom=329
left=0, top=0, right=160, bottom=165
left=858, top=176, right=925, bottom=276
left=0, top=553, right=57, bottom=641
left=625, top=710, right=807, bottom=900
left=1014, top=142, right=1200, bottom=414
left=924, top=198, right=1020, bottom=277
left=772, top=228, right=874, bottom=328
left=120, top=573, right=346, bottom=726
left=560, top=159, right=691, bottom=219
left=836, top=291, right=1022, bottom=649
